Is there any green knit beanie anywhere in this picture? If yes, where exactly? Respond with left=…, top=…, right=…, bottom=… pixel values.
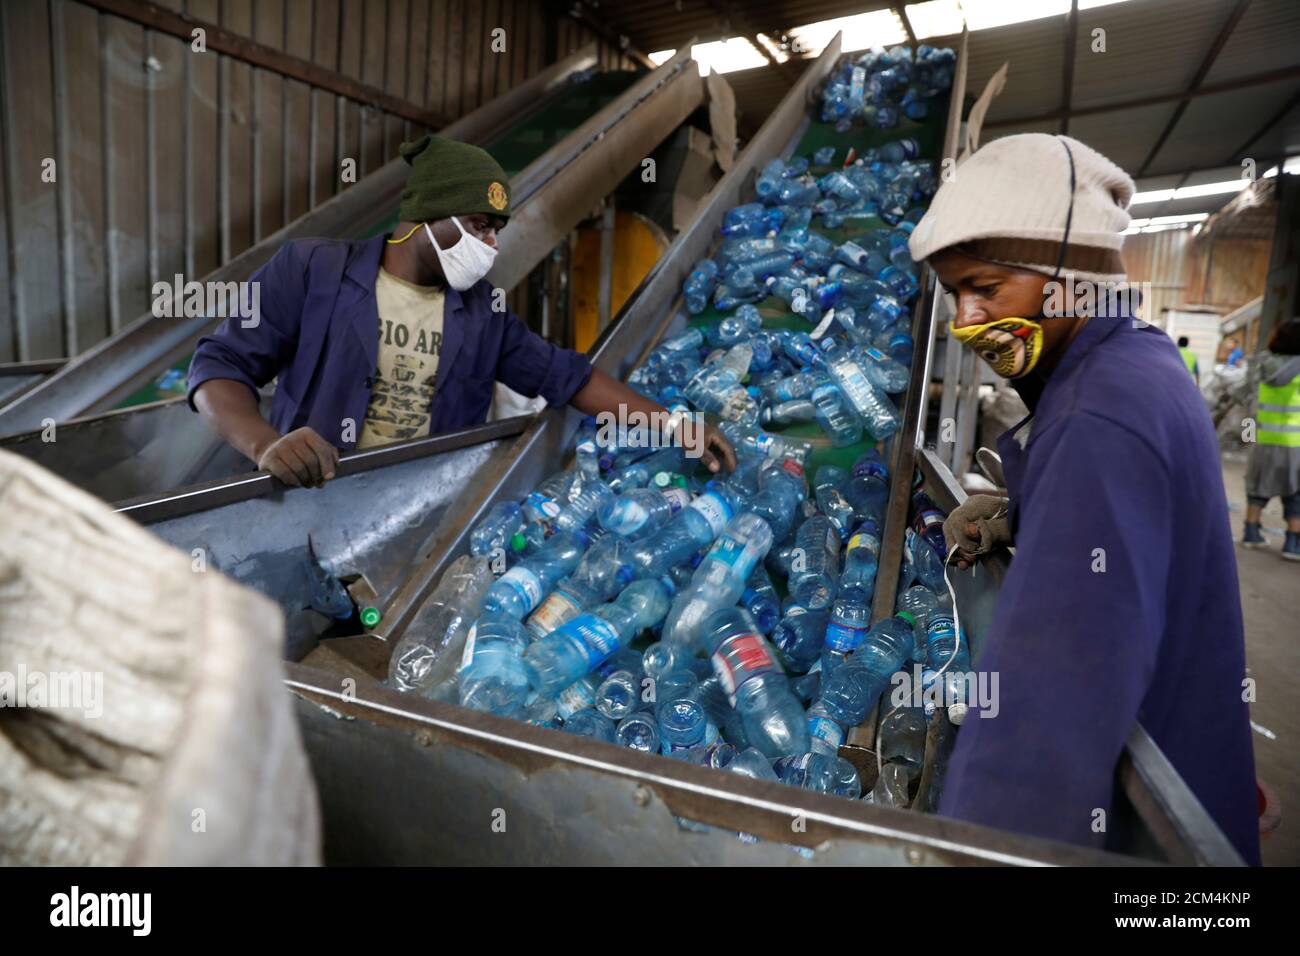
left=397, top=134, right=512, bottom=223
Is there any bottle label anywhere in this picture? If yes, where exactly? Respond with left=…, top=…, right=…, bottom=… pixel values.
left=690, top=491, right=733, bottom=536
left=711, top=633, right=779, bottom=707
left=557, top=614, right=622, bottom=670
left=825, top=620, right=867, bottom=653
left=661, top=487, right=690, bottom=512
left=751, top=432, right=775, bottom=455
left=865, top=347, right=887, bottom=363
left=556, top=679, right=595, bottom=719
left=808, top=714, right=844, bottom=751
left=497, top=566, right=544, bottom=612
left=529, top=590, right=582, bottom=637
left=853, top=457, right=888, bottom=481
left=706, top=533, right=759, bottom=581
left=526, top=492, right=561, bottom=520
left=847, top=531, right=880, bottom=557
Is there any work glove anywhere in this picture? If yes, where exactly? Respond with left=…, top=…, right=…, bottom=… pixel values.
left=943, top=494, right=1011, bottom=569
left=257, top=427, right=340, bottom=488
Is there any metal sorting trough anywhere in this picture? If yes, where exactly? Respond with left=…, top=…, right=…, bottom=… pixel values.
left=123, top=31, right=1239, bottom=864
left=0, top=42, right=704, bottom=505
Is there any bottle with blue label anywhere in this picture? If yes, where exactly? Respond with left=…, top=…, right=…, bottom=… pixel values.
left=524, top=577, right=674, bottom=697
left=787, top=514, right=841, bottom=612
left=482, top=530, right=588, bottom=620
left=821, top=583, right=872, bottom=675
left=740, top=564, right=781, bottom=635
left=807, top=699, right=845, bottom=756
left=747, top=458, right=807, bottom=544
left=627, top=479, right=741, bottom=579
left=718, top=420, right=813, bottom=467
left=859, top=345, right=910, bottom=392
left=661, top=511, right=774, bottom=651
left=825, top=348, right=901, bottom=439
left=702, top=606, right=809, bottom=759
left=843, top=451, right=890, bottom=524
left=597, top=486, right=689, bottom=539
left=911, top=491, right=948, bottom=559
left=897, top=585, right=940, bottom=663
left=812, top=466, right=856, bottom=539
left=458, top=614, right=532, bottom=718
left=921, top=609, right=971, bottom=723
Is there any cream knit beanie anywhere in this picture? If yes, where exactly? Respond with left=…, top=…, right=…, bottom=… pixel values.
left=908, top=133, right=1135, bottom=285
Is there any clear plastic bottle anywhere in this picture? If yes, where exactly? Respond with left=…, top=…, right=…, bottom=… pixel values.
left=563, top=708, right=617, bottom=743
left=841, top=516, right=882, bottom=591
left=482, top=530, right=588, bottom=619
left=718, top=420, right=813, bottom=466
left=595, top=669, right=640, bottom=721
left=524, top=577, right=674, bottom=697
left=554, top=476, right=614, bottom=534
left=763, top=398, right=817, bottom=426
left=788, top=515, right=841, bottom=610
left=703, top=606, right=810, bottom=759
left=740, top=564, right=781, bottom=634
left=388, top=554, right=494, bottom=695
left=658, top=698, right=708, bottom=755
left=773, top=752, right=862, bottom=798
left=469, top=501, right=524, bottom=557
left=525, top=536, right=635, bottom=639
left=771, top=607, right=829, bottom=673
left=821, top=583, right=872, bottom=674
left=811, top=383, right=863, bottom=448
left=661, top=511, right=774, bottom=651
left=813, top=466, right=856, bottom=539
left=616, top=712, right=660, bottom=751
left=458, top=614, right=532, bottom=718
left=597, top=487, right=684, bottom=539
left=746, top=458, right=807, bottom=544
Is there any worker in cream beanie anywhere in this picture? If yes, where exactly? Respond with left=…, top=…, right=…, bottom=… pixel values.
left=908, top=133, right=1135, bottom=285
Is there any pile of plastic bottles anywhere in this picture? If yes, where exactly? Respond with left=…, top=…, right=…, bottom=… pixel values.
left=383, top=46, right=967, bottom=822
left=386, top=429, right=968, bottom=809
left=820, top=44, right=956, bottom=131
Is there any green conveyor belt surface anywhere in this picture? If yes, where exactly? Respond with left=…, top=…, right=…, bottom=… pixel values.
left=114, top=71, right=644, bottom=410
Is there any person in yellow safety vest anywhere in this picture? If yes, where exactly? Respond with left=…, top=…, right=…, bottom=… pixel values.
left=1242, top=318, right=1300, bottom=560
left=1177, top=335, right=1199, bottom=384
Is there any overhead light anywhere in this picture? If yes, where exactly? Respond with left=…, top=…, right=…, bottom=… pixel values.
left=903, top=0, right=1136, bottom=39
left=787, top=10, right=908, bottom=55
left=1128, top=213, right=1209, bottom=227
left=1130, top=181, right=1246, bottom=205
left=648, top=39, right=769, bottom=76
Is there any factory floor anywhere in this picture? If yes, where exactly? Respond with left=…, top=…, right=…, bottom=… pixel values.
left=1222, top=451, right=1299, bottom=866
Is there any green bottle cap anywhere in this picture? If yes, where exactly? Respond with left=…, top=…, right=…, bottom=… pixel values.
left=672, top=474, right=688, bottom=488
left=360, top=606, right=382, bottom=628
left=895, top=610, right=916, bottom=625
left=510, top=532, right=527, bottom=552
left=652, top=471, right=672, bottom=488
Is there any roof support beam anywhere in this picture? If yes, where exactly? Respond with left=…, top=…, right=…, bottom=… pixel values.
left=1136, top=0, right=1252, bottom=176
left=986, top=62, right=1300, bottom=129
left=703, top=0, right=803, bottom=86
left=1060, top=0, right=1078, bottom=134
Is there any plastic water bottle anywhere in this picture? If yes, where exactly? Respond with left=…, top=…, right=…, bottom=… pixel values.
left=897, top=586, right=939, bottom=662
left=813, top=467, right=856, bottom=539
left=859, top=345, right=910, bottom=392
left=740, top=564, right=781, bottom=634
left=526, top=536, right=635, bottom=639
left=628, top=480, right=741, bottom=578
left=787, top=515, right=841, bottom=611
left=388, top=555, right=494, bottom=695
left=810, top=383, right=862, bottom=447
left=702, top=607, right=810, bottom=758
left=909, top=528, right=947, bottom=592
left=771, top=608, right=829, bottom=674
left=822, top=584, right=872, bottom=674
left=595, top=669, right=640, bottom=721
left=911, top=492, right=948, bottom=559
left=469, top=501, right=524, bottom=557
left=597, top=487, right=686, bottom=539
left=843, top=452, right=890, bottom=524
left=807, top=699, right=846, bottom=756
left=841, top=516, right=882, bottom=591
left=825, top=349, right=901, bottom=439
left=458, top=614, right=532, bottom=718
left=554, top=477, right=614, bottom=534
left=763, top=398, right=816, bottom=426
left=879, top=707, right=928, bottom=767
left=616, top=712, right=660, bottom=751
left=661, top=512, right=774, bottom=650
left=747, top=458, right=807, bottom=543
left=773, top=753, right=862, bottom=798
left=524, top=577, right=674, bottom=697
left=606, top=446, right=687, bottom=492
left=482, top=530, right=588, bottom=619
left=659, top=697, right=707, bottom=755
left=564, top=708, right=617, bottom=743
left=718, top=421, right=813, bottom=466
left=921, top=608, right=971, bottom=722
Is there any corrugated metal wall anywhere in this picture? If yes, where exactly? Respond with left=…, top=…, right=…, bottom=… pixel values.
left=0, top=0, right=635, bottom=363
left=1123, top=225, right=1272, bottom=327
left=1123, top=228, right=1191, bottom=327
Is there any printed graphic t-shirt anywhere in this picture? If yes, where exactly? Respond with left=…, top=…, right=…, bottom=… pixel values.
left=357, top=269, right=445, bottom=449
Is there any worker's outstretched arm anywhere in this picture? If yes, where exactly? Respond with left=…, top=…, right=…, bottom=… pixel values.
left=570, top=367, right=736, bottom=474
left=937, top=412, right=1170, bottom=848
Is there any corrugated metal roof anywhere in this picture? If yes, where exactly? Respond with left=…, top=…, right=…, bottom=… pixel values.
left=595, top=0, right=1300, bottom=215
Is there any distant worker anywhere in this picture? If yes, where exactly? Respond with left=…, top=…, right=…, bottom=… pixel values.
left=1224, top=335, right=1245, bottom=368
left=1241, top=318, right=1300, bottom=560
left=1177, top=335, right=1199, bottom=384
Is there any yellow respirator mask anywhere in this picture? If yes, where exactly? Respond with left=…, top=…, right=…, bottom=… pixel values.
left=949, top=316, right=1045, bottom=379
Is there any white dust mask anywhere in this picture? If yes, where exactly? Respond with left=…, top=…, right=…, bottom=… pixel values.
left=425, top=216, right=497, bottom=291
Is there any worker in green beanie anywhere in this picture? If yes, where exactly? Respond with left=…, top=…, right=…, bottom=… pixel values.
left=189, top=134, right=735, bottom=486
